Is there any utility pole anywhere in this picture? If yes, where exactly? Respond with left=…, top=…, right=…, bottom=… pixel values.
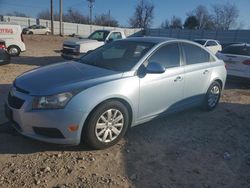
left=87, top=0, right=95, bottom=33
left=59, top=0, right=63, bottom=36
left=108, top=9, right=111, bottom=27
left=50, top=0, right=54, bottom=35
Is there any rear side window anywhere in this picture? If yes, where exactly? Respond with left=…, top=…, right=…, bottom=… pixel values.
left=222, top=46, right=250, bottom=56
left=182, top=43, right=213, bottom=65
left=147, top=43, right=180, bottom=69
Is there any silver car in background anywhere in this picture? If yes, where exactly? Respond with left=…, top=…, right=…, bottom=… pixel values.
left=5, top=37, right=227, bottom=149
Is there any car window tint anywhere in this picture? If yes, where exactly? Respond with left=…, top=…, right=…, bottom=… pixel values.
left=148, top=43, right=180, bottom=69
left=88, top=31, right=110, bottom=41
left=182, top=43, right=211, bottom=64
left=222, top=46, right=250, bottom=56
left=80, top=41, right=154, bottom=72
left=102, top=47, right=125, bottom=59
left=109, top=32, right=122, bottom=40
left=194, top=40, right=206, bottom=45
left=206, top=41, right=217, bottom=46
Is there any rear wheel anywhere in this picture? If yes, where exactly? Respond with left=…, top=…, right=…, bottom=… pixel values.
left=28, top=31, right=33, bottom=35
left=7, top=45, right=21, bottom=56
left=203, top=81, right=222, bottom=111
left=84, top=100, right=129, bottom=149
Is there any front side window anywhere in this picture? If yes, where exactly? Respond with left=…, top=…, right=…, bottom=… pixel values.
left=79, top=40, right=155, bottom=72
left=88, top=30, right=110, bottom=41
left=147, top=43, right=180, bottom=69
left=182, top=43, right=213, bottom=65
left=108, top=32, right=122, bottom=41
left=206, top=41, right=217, bottom=47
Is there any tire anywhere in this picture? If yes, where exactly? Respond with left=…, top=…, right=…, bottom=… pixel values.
left=203, top=81, right=222, bottom=111
left=45, top=31, right=50, bottom=35
left=29, top=31, right=33, bottom=35
left=84, top=100, right=129, bottom=149
left=7, top=45, right=21, bottom=56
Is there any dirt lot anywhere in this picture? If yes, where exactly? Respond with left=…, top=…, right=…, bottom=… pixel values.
left=0, top=35, right=250, bottom=188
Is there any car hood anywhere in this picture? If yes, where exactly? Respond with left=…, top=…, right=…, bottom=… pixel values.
left=64, top=38, right=101, bottom=45
left=15, top=61, right=123, bottom=96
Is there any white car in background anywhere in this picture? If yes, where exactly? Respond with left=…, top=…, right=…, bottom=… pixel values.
left=194, top=39, right=222, bottom=54
left=22, top=25, right=51, bottom=35
left=62, top=30, right=126, bottom=59
left=0, top=23, right=26, bottom=56
left=216, top=43, right=250, bottom=80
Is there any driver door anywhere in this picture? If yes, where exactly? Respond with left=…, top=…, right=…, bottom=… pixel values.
left=138, top=42, right=185, bottom=121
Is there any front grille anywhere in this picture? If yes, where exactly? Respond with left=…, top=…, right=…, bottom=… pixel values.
left=8, top=93, right=25, bottom=109
left=62, top=48, right=74, bottom=54
left=33, top=127, right=65, bottom=138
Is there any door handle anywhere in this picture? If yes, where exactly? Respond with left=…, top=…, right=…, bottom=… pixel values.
left=174, top=76, right=183, bottom=82
left=203, top=70, right=209, bottom=75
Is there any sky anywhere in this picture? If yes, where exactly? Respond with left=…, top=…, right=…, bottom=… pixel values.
left=0, top=0, right=250, bottom=29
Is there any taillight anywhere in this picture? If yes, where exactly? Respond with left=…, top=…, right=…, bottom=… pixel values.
left=0, top=44, right=6, bottom=49
left=242, top=60, right=250, bottom=65
left=21, top=34, right=24, bottom=42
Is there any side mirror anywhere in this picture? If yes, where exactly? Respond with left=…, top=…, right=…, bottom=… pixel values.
left=106, top=38, right=114, bottom=43
left=146, top=62, right=166, bottom=74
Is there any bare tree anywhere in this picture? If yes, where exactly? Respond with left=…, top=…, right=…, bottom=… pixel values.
left=129, top=0, right=154, bottom=29
left=37, top=8, right=89, bottom=24
left=6, top=11, right=28, bottom=17
left=169, top=16, right=182, bottom=29
left=183, top=16, right=199, bottom=29
left=37, top=10, right=53, bottom=20
left=211, top=3, right=239, bottom=30
left=66, top=8, right=89, bottom=24
left=161, top=19, right=170, bottom=29
left=94, top=13, right=119, bottom=27
left=188, top=5, right=214, bottom=30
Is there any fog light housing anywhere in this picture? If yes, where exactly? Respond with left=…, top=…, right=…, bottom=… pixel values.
left=67, top=124, right=79, bottom=132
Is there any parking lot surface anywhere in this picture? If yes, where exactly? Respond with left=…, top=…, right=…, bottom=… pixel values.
left=0, top=35, right=249, bottom=188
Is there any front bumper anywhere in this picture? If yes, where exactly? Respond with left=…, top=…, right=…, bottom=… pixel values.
left=4, top=88, right=86, bottom=145
left=61, top=52, right=85, bottom=60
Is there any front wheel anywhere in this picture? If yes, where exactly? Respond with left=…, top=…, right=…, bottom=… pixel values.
left=203, top=81, right=222, bottom=111
left=84, top=100, right=129, bottom=149
left=8, top=46, right=21, bottom=56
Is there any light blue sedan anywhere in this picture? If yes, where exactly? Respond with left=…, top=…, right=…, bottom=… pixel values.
left=5, top=37, right=227, bottom=149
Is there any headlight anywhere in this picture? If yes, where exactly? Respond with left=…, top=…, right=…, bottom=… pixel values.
left=32, top=92, right=73, bottom=109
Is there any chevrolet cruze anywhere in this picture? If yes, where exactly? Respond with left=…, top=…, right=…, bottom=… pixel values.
left=5, top=37, right=227, bottom=149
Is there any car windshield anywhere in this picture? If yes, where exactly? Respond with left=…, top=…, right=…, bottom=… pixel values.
left=79, top=40, right=155, bottom=72
left=88, top=30, right=110, bottom=41
left=221, top=45, right=250, bottom=56
left=194, top=40, right=206, bottom=45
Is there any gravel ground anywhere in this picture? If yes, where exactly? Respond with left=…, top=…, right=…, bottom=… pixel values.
left=0, top=35, right=249, bottom=188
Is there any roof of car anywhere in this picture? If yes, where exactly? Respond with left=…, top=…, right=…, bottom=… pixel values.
left=125, top=37, right=175, bottom=44
left=228, top=43, right=250, bottom=47
left=194, top=39, right=218, bottom=41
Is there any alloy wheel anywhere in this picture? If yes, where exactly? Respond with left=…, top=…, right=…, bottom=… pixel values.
left=95, top=109, right=124, bottom=143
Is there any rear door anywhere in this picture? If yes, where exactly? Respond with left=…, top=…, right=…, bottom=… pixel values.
left=181, top=42, right=213, bottom=104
